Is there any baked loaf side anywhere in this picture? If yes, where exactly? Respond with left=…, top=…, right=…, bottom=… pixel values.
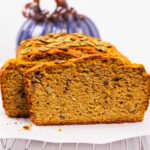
left=24, top=54, right=150, bottom=125
left=1, top=59, right=38, bottom=117
left=17, top=33, right=130, bottom=64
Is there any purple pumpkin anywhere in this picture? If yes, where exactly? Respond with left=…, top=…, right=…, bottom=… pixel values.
left=16, top=0, right=100, bottom=47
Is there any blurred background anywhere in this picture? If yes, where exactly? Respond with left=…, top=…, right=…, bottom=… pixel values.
left=0, top=1, right=150, bottom=149
left=0, top=0, right=150, bottom=71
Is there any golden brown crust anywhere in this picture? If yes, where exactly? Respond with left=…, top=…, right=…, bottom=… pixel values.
left=17, top=33, right=131, bottom=64
left=30, top=118, right=144, bottom=126
left=24, top=53, right=146, bottom=75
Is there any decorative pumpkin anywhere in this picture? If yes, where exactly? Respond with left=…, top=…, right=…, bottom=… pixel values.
left=16, top=0, right=101, bottom=47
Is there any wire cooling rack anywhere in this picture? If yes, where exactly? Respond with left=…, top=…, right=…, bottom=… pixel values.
left=0, top=136, right=147, bottom=150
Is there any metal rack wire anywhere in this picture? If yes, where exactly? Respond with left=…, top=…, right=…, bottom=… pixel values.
left=0, top=137, right=144, bottom=150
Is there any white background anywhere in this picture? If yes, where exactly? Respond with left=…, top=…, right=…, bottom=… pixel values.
left=0, top=0, right=150, bottom=71
left=0, top=1, right=150, bottom=149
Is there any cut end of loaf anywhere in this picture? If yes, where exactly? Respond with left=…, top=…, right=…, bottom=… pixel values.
left=0, top=59, right=37, bottom=117
left=24, top=55, right=150, bottom=125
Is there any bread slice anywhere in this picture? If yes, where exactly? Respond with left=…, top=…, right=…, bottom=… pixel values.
left=0, top=59, right=38, bottom=117
left=24, top=54, right=150, bottom=125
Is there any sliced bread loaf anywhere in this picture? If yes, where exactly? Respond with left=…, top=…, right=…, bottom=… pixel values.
left=24, top=54, right=150, bottom=125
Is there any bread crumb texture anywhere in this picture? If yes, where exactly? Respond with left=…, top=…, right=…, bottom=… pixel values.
left=24, top=54, right=150, bottom=125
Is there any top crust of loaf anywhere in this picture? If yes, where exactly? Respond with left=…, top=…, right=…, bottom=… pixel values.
left=17, top=33, right=130, bottom=64
left=24, top=54, right=149, bottom=78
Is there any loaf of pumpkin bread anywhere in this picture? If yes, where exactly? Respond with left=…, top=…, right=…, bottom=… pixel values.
left=24, top=54, right=150, bottom=125
left=1, top=33, right=148, bottom=122
left=1, top=33, right=131, bottom=118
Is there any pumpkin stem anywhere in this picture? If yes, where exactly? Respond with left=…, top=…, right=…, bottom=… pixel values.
left=33, top=0, right=40, bottom=5
left=33, top=0, right=68, bottom=9
left=55, top=0, right=68, bottom=9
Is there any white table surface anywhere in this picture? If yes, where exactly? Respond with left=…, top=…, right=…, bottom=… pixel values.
left=1, top=136, right=150, bottom=150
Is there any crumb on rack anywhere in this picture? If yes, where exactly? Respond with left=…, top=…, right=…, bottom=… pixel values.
left=29, top=124, right=33, bottom=127
left=23, top=125, right=32, bottom=130
left=58, top=128, right=62, bottom=132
